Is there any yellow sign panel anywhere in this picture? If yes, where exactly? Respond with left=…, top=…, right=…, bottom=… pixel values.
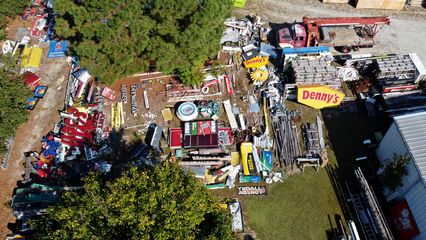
left=21, top=47, right=43, bottom=68
left=243, top=57, right=269, bottom=68
left=240, top=142, right=254, bottom=175
left=297, top=85, right=345, bottom=109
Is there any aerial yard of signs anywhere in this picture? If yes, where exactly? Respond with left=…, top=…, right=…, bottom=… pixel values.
left=3, top=0, right=426, bottom=239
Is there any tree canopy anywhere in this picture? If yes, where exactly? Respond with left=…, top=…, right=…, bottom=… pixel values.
left=0, top=0, right=26, bottom=39
left=0, top=54, right=32, bottom=152
left=32, top=162, right=235, bottom=240
left=382, top=154, right=410, bottom=190
left=54, top=0, right=233, bottom=85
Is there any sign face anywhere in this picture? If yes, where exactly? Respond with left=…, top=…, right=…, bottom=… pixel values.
left=238, top=186, right=266, bottom=195
left=48, top=40, right=69, bottom=58
left=383, top=85, right=416, bottom=93
left=297, top=85, right=345, bottom=109
left=243, top=56, right=269, bottom=68
left=390, top=200, right=420, bottom=240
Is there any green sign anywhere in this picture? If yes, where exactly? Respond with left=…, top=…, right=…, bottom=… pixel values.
left=233, top=0, right=246, bottom=7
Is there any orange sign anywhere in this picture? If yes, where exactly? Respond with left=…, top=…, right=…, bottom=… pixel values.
left=243, top=57, right=269, bottom=68
left=297, top=85, right=345, bottom=109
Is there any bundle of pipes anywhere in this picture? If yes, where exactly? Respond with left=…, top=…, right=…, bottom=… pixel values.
left=271, top=111, right=301, bottom=167
left=291, top=59, right=341, bottom=87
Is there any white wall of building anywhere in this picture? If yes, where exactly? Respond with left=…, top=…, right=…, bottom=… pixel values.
left=376, top=122, right=426, bottom=239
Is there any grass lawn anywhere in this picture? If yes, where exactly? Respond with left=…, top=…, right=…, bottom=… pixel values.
left=244, top=167, right=343, bottom=240
left=243, top=103, right=386, bottom=240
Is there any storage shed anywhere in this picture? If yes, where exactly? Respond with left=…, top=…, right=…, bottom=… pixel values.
left=376, top=111, right=426, bottom=240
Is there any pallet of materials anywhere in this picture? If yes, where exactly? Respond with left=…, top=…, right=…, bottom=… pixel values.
left=355, top=0, right=405, bottom=10
left=291, top=59, right=341, bottom=88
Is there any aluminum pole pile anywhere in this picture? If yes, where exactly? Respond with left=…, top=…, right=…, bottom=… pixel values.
left=271, top=111, right=301, bottom=167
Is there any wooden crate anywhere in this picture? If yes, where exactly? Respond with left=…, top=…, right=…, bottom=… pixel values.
left=322, top=0, right=349, bottom=3
left=355, top=0, right=405, bottom=10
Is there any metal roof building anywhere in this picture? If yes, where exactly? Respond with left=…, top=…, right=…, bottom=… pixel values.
left=376, top=111, right=426, bottom=240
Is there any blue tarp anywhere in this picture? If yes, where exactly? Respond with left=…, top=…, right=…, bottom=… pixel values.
left=283, top=46, right=330, bottom=55
left=47, top=40, right=68, bottom=58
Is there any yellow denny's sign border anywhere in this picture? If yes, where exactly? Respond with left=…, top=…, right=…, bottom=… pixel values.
left=243, top=56, right=269, bottom=68
left=297, top=85, right=345, bottom=109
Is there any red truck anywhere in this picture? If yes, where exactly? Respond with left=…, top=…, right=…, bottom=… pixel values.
left=278, top=16, right=391, bottom=53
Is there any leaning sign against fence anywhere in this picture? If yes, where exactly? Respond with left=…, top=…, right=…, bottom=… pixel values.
left=238, top=186, right=267, bottom=195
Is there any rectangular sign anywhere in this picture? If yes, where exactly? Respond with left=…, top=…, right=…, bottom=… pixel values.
left=390, top=200, right=420, bottom=240
left=48, top=40, right=69, bottom=58
left=238, top=186, right=266, bottom=195
left=297, top=85, right=345, bottom=109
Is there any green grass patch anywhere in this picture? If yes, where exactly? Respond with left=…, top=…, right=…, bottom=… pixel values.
left=244, top=167, right=342, bottom=240
left=244, top=107, right=386, bottom=240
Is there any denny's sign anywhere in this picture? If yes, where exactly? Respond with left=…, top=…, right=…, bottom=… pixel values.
left=297, top=85, right=345, bottom=109
left=243, top=57, right=268, bottom=68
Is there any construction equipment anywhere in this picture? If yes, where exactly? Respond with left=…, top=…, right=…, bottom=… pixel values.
left=277, top=16, right=391, bottom=52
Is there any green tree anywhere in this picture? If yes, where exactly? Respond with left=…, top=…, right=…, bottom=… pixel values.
left=32, top=162, right=235, bottom=240
left=54, top=0, right=233, bottom=85
left=0, top=54, right=32, bottom=152
left=382, top=154, right=410, bottom=190
left=0, top=0, right=26, bottom=40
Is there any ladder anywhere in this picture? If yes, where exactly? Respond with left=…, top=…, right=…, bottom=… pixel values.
left=351, top=193, right=377, bottom=240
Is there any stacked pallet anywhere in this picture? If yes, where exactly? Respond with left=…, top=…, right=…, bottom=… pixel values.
left=355, top=0, right=405, bottom=10
left=409, top=0, right=426, bottom=7
left=291, top=59, right=341, bottom=88
left=322, top=0, right=348, bottom=3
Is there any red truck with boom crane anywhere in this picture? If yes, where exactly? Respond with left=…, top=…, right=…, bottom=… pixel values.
left=278, top=16, right=391, bottom=53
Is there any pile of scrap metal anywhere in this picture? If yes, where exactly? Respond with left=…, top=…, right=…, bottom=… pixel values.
left=345, top=168, right=394, bottom=240
left=23, top=0, right=55, bottom=41
left=335, top=53, right=426, bottom=116
left=9, top=182, right=82, bottom=237
left=221, top=15, right=269, bottom=50
left=9, top=70, right=114, bottom=239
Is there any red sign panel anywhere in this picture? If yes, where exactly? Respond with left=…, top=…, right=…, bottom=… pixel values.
left=383, top=85, right=416, bottom=93
left=224, top=75, right=233, bottom=96
left=390, top=200, right=420, bottom=240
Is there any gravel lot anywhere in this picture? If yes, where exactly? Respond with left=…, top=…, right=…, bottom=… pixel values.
left=236, top=0, right=426, bottom=63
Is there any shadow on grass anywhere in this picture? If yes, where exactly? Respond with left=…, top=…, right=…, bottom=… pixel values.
left=326, top=165, right=353, bottom=221
left=320, top=109, right=388, bottom=229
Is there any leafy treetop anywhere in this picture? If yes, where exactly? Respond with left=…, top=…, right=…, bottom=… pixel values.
left=32, top=162, right=235, bottom=240
left=54, top=0, right=233, bottom=85
left=0, top=54, right=32, bottom=152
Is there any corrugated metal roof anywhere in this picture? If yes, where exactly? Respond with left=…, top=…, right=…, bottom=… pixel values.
left=394, top=111, right=426, bottom=185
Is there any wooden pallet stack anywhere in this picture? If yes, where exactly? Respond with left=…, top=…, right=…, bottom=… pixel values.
left=291, top=59, right=341, bottom=88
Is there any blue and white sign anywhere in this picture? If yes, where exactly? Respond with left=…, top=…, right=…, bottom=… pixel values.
left=47, top=40, right=69, bottom=58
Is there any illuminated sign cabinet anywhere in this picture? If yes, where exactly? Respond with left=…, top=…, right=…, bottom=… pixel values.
left=297, top=85, right=345, bottom=109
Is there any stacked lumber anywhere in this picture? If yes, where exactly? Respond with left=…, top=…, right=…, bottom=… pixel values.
left=291, top=59, right=341, bottom=87
left=355, top=0, right=405, bottom=10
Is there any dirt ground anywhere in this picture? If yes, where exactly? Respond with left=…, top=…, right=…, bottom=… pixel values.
left=0, top=22, right=70, bottom=237
left=236, top=0, right=426, bottom=63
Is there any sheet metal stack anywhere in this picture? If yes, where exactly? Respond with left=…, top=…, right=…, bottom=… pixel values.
left=271, top=111, right=301, bottom=167
left=291, top=59, right=341, bottom=88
